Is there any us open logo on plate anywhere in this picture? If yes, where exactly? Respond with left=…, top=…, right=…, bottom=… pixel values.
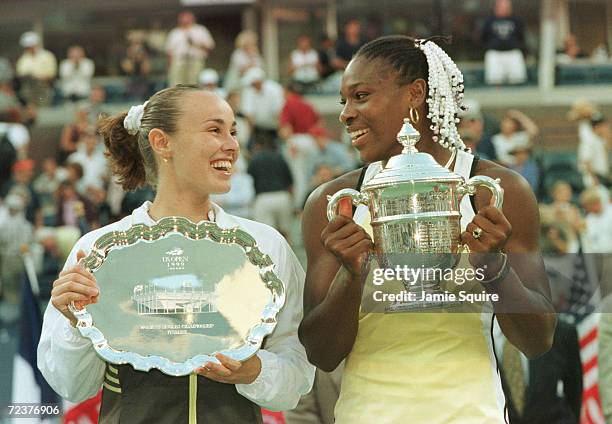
left=163, top=247, right=189, bottom=271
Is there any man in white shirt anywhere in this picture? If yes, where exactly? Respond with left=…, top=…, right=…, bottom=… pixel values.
left=240, top=67, right=285, bottom=145
left=289, top=36, right=320, bottom=92
left=59, top=45, right=95, bottom=102
left=578, top=114, right=610, bottom=188
left=66, top=127, right=108, bottom=193
left=0, top=118, right=30, bottom=160
left=16, top=32, right=57, bottom=106
left=165, top=11, right=215, bottom=86
left=580, top=188, right=612, bottom=253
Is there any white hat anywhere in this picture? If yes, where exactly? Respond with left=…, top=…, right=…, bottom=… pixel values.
left=241, top=67, right=265, bottom=86
left=20, top=31, right=40, bottom=48
left=459, top=98, right=483, bottom=120
left=199, top=69, right=219, bottom=85
left=4, top=194, right=24, bottom=211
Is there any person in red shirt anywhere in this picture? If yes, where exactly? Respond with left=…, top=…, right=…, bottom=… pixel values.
left=278, top=83, right=322, bottom=211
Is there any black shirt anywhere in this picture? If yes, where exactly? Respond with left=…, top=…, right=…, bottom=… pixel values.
left=482, top=16, right=525, bottom=51
left=335, top=37, right=365, bottom=62
left=247, top=149, right=293, bottom=195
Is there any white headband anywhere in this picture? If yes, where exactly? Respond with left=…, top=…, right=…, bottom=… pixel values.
left=123, top=101, right=149, bottom=135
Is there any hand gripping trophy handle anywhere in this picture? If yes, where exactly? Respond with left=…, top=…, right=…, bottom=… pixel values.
left=457, top=175, right=504, bottom=210
left=326, top=188, right=369, bottom=221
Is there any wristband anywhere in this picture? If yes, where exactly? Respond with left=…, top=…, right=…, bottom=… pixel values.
left=480, top=253, right=510, bottom=286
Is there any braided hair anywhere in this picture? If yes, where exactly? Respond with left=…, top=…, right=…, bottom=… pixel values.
left=355, top=35, right=468, bottom=152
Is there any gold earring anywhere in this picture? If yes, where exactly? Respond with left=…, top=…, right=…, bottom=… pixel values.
left=409, top=108, right=420, bottom=125
left=163, top=157, right=169, bottom=163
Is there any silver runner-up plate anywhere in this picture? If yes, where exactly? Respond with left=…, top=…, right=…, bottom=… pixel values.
left=70, top=217, right=285, bottom=376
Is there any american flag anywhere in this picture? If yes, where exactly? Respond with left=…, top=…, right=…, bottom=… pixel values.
left=568, top=248, right=605, bottom=424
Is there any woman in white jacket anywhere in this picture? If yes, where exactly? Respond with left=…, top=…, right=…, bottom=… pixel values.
left=37, top=84, right=314, bottom=423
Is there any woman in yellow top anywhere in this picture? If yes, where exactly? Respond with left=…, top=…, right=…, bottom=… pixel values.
left=299, top=35, right=557, bottom=423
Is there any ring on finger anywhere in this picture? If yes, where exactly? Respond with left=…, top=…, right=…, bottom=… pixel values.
left=472, top=227, right=483, bottom=239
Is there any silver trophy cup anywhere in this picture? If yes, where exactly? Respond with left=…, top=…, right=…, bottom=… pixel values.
left=327, top=119, right=504, bottom=310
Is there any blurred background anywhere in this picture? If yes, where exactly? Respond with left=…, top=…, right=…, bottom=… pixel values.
left=0, top=0, right=611, bottom=423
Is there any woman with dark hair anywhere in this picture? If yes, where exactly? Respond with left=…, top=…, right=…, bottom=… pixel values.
left=38, top=85, right=314, bottom=423
left=299, top=36, right=556, bottom=422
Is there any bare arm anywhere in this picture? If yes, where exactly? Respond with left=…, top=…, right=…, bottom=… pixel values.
left=507, top=109, right=539, bottom=140
left=463, top=164, right=556, bottom=358
left=298, top=174, right=373, bottom=371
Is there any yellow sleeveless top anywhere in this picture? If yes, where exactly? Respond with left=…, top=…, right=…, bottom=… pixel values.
left=334, top=151, right=507, bottom=423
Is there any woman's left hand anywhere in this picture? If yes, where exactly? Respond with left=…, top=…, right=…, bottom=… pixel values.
left=461, top=206, right=512, bottom=273
left=195, top=353, right=262, bottom=385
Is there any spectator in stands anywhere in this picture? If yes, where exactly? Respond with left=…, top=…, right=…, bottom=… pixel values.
left=540, top=222, right=571, bottom=254
left=210, top=157, right=255, bottom=219
left=578, top=113, right=610, bottom=188
left=491, top=109, right=538, bottom=167
left=567, top=100, right=608, bottom=188
left=88, top=85, right=106, bottom=122
left=0, top=194, right=33, bottom=321
left=59, top=45, right=95, bottom=103
left=55, top=180, right=95, bottom=234
left=198, top=68, right=227, bottom=99
left=495, top=317, right=583, bottom=424
left=86, top=186, right=111, bottom=229
left=16, top=31, right=57, bottom=106
left=556, top=34, right=586, bottom=64
left=33, top=158, right=67, bottom=226
left=333, top=19, right=365, bottom=71
left=165, top=11, right=215, bottom=86
left=248, top=138, right=294, bottom=240
left=1, top=159, right=40, bottom=225
left=539, top=181, right=584, bottom=254
left=591, top=43, right=609, bottom=63
left=240, top=67, right=285, bottom=149
left=226, top=90, right=250, bottom=152
left=58, top=103, right=91, bottom=165
left=278, top=83, right=321, bottom=209
left=64, top=162, right=86, bottom=195
left=0, top=63, right=22, bottom=117
left=32, top=227, right=63, bottom=298
left=67, top=126, right=108, bottom=192
left=580, top=187, right=612, bottom=253
left=279, top=83, right=321, bottom=138
left=482, top=0, right=527, bottom=85
left=508, top=143, right=539, bottom=192
left=317, top=34, right=337, bottom=80
left=0, top=57, right=13, bottom=85
left=458, top=98, right=497, bottom=160
left=121, top=37, right=152, bottom=100
left=223, top=30, right=264, bottom=93
left=308, top=125, right=357, bottom=181
left=0, top=110, right=30, bottom=161
left=289, top=36, right=320, bottom=94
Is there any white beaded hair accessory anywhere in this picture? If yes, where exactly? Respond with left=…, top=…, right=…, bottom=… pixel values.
left=123, top=101, right=149, bottom=135
left=415, top=39, right=469, bottom=152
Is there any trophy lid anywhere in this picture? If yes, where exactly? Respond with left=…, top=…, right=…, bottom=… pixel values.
left=363, top=118, right=461, bottom=189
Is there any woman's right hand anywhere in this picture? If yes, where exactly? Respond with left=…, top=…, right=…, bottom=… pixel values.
left=321, top=199, right=373, bottom=279
left=51, top=250, right=99, bottom=327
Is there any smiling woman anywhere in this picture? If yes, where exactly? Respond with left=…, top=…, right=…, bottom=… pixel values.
left=37, top=85, right=315, bottom=423
left=299, top=35, right=556, bottom=424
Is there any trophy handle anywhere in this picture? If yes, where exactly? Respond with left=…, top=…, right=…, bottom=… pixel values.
left=326, top=188, right=368, bottom=221
left=458, top=176, right=504, bottom=210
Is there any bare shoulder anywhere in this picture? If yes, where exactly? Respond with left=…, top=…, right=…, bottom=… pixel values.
left=301, top=168, right=363, bottom=256
left=303, top=168, right=364, bottom=217
left=473, top=158, right=540, bottom=251
left=473, top=158, right=537, bottom=210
